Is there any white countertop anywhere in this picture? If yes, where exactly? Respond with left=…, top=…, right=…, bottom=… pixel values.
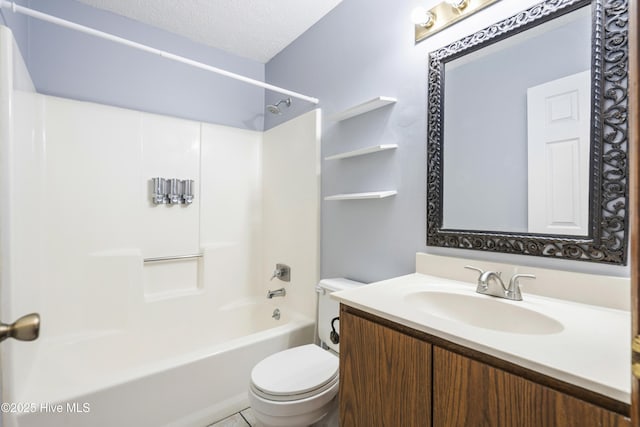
left=333, top=272, right=631, bottom=403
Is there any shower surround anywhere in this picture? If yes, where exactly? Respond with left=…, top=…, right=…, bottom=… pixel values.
left=0, top=26, right=321, bottom=427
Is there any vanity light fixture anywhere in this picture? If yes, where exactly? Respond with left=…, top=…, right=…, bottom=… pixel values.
left=413, top=0, right=497, bottom=42
left=411, top=7, right=435, bottom=28
left=446, top=0, right=469, bottom=10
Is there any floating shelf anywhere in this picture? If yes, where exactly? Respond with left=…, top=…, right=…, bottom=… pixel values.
left=324, top=144, right=398, bottom=161
left=329, top=96, right=397, bottom=121
left=324, top=191, right=397, bottom=201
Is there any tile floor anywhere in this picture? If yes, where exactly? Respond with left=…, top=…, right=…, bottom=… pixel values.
left=208, top=408, right=257, bottom=427
left=208, top=401, right=339, bottom=427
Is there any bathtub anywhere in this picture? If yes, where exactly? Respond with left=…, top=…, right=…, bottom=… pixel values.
left=4, top=301, right=315, bottom=427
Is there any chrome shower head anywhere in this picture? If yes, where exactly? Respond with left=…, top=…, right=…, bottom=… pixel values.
left=266, top=97, right=292, bottom=115
left=266, top=104, right=281, bottom=115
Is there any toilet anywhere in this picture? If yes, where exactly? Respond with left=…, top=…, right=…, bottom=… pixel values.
left=248, top=278, right=364, bottom=427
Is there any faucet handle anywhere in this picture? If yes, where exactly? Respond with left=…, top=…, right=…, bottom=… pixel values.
left=507, top=273, right=536, bottom=300
left=270, top=263, right=291, bottom=282
left=509, top=273, right=536, bottom=285
left=464, top=265, right=484, bottom=275
left=465, top=265, right=487, bottom=291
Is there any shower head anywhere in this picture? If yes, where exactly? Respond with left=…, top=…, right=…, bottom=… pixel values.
left=266, top=97, right=292, bottom=115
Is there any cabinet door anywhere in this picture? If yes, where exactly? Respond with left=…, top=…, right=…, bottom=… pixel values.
left=339, top=310, right=432, bottom=427
left=433, top=347, right=630, bottom=427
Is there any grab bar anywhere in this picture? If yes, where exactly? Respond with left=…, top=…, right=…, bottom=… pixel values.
left=143, top=253, right=203, bottom=263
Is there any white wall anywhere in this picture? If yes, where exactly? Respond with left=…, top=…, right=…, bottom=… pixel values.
left=10, top=94, right=269, bottom=336
left=262, top=110, right=321, bottom=319
left=200, top=122, right=263, bottom=307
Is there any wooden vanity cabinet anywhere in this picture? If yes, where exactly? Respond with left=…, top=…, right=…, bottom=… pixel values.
left=339, top=306, right=630, bottom=427
left=433, top=347, right=629, bottom=427
left=339, top=307, right=432, bottom=427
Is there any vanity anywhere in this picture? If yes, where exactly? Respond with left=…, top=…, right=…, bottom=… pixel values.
left=333, top=254, right=631, bottom=426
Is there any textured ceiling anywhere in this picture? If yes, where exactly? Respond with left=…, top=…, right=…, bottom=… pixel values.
left=74, top=0, right=342, bottom=63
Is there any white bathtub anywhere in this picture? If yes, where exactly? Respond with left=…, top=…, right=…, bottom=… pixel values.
left=4, top=301, right=315, bottom=427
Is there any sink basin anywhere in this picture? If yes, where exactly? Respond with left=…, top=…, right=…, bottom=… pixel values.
left=405, top=291, right=564, bottom=335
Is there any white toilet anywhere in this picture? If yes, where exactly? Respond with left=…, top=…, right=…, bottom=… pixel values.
left=248, top=278, right=364, bottom=427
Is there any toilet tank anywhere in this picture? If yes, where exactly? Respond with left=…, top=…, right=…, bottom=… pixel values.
left=316, top=278, right=366, bottom=353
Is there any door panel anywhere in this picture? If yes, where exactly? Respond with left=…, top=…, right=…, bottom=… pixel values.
left=527, top=70, right=590, bottom=235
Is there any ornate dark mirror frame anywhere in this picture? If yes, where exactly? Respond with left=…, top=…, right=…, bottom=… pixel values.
left=426, top=0, right=629, bottom=264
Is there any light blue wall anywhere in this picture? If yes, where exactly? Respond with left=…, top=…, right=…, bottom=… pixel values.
left=265, top=0, right=629, bottom=281
left=0, top=0, right=28, bottom=55
left=1, top=0, right=265, bottom=130
left=267, top=0, right=429, bottom=283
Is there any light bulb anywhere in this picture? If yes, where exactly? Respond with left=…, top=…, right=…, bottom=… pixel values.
left=411, top=7, right=435, bottom=27
left=447, top=0, right=468, bottom=9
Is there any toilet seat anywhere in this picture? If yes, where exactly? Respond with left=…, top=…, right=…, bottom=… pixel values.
left=250, top=344, right=339, bottom=402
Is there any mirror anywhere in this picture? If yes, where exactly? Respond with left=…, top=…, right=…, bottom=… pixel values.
left=443, top=7, right=591, bottom=235
left=426, top=0, right=629, bottom=264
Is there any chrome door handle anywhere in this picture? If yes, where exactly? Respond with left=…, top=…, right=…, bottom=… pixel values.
left=0, top=313, right=40, bottom=343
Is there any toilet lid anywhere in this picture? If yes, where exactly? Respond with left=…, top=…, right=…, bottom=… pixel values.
left=251, top=344, right=339, bottom=398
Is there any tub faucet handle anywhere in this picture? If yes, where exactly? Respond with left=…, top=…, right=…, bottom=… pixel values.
left=270, top=263, right=291, bottom=282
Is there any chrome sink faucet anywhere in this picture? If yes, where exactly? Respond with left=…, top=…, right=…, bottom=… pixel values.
left=464, top=265, right=535, bottom=301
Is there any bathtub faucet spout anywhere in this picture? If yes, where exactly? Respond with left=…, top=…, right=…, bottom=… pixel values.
left=267, top=288, right=286, bottom=299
